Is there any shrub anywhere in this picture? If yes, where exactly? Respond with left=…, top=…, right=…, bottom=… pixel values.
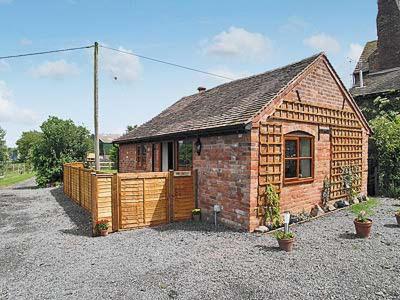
left=31, top=116, right=91, bottom=187
left=262, top=184, right=281, bottom=228
left=370, top=116, right=400, bottom=196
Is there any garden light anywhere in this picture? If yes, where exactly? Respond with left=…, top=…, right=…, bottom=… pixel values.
left=284, top=211, right=291, bottom=234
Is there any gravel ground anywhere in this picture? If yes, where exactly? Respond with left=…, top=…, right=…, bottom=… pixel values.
left=0, top=178, right=399, bottom=300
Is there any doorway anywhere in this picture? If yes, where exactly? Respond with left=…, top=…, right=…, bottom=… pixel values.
left=161, top=141, right=174, bottom=171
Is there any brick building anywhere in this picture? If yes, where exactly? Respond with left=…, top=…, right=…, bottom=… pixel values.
left=114, top=53, right=371, bottom=232
left=350, top=0, right=400, bottom=194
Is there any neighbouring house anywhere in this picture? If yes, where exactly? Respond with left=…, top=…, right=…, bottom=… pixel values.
left=99, top=134, right=120, bottom=160
left=114, top=53, right=372, bottom=232
left=350, top=0, right=400, bottom=194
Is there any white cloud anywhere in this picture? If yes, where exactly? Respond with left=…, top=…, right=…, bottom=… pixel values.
left=0, top=61, right=10, bottom=72
left=207, top=67, right=249, bottom=83
left=20, top=38, right=32, bottom=46
left=0, top=81, right=38, bottom=125
left=30, top=59, right=79, bottom=79
left=0, top=0, right=13, bottom=4
left=203, top=26, right=272, bottom=60
left=347, top=43, right=363, bottom=62
left=101, top=46, right=142, bottom=82
left=304, top=33, right=341, bottom=54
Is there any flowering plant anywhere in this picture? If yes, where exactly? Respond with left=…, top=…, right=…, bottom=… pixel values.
left=356, top=210, right=369, bottom=223
left=273, top=231, right=294, bottom=240
left=96, top=219, right=109, bottom=230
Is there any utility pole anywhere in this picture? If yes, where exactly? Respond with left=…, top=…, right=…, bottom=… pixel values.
left=94, top=42, right=100, bottom=170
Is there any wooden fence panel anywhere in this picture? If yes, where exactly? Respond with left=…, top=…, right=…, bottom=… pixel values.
left=173, top=173, right=195, bottom=221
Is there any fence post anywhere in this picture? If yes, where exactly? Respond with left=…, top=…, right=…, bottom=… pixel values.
left=168, top=170, right=174, bottom=223
left=111, top=173, right=120, bottom=232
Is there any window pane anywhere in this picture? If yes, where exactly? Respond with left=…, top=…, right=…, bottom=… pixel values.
left=285, top=140, right=297, bottom=158
left=299, top=159, right=312, bottom=178
left=300, top=138, right=311, bottom=157
left=178, top=140, right=193, bottom=168
left=285, top=160, right=297, bottom=178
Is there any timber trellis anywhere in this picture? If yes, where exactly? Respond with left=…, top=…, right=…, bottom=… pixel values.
left=258, top=99, right=364, bottom=213
left=63, top=163, right=196, bottom=235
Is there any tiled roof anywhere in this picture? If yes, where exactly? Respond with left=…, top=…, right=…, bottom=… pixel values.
left=99, top=134, right=121, bottom=143
left=115, top=53, right=322, bottom=143
left=354, top=41, right=377, bottom=73
left=350, top=67, right=400, bottom=97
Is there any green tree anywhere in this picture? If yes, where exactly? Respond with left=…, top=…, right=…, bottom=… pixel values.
left=126, top=124, right=137, bottom=133
left=371, top=115, right=400, bottom=196
left=0, top=127, right=7, bottom=163
left=31, top=116, right=91, bottom=187
left=109, top=144, right=119, bottom=167
left=16, top=130, right=43, bottom=163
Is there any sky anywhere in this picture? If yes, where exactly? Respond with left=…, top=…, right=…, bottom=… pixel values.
left=0, top=0, right=378, bottom=146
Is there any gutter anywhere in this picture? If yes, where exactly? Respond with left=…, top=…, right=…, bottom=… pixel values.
left=113, top=123, right=249, bottom=145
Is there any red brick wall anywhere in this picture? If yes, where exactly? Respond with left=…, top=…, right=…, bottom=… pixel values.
left=249, top=58, right=369, bottom=231
left=192, top=133, right=252, bottom=229
left=119, top=142, right=161, bottom=172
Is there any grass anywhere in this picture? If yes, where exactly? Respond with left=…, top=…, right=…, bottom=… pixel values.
left=0, top=172, right=34, bottom=188
left=98, top=169, right=117, bottom=174
left=350, top=197, right=379, bottom=217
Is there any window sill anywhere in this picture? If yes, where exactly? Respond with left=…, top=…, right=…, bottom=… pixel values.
left=283, top=178, right=314, bottom=186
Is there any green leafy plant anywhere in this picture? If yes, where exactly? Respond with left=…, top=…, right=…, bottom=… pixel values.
left=341, top=166, right=360, bottom=200
left=273, top=230, right=294, bottom=240
left=322, top=176, right=331, bottom=207
left=351, top=198, right=378, bottom=221
left=96, top=219, right=109, bottom=231
left=262, top=184, right=281, bottom=228
left=31, top=116, right=91, bottom=187
left=192, top=208, right=201, bottom=215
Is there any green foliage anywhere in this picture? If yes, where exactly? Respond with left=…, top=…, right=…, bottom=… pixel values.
left=0, top=127, right=7, bottom=163
left=192, top=208, right=201, bottom=215
left=31, top=116, right=91, bottom=187
left=126, top=125, right=137, bottom=133
left=341, top=166, right=360, bottom=200
left=322, top=177, right=331, bottom=207
left=359, top=92, right=400, bottom=121
left=351, top=198, right=378, bottom=220
left=370, top=116, right=400, bottom=195
left=273, top=231, right=294, bottom=240
left=263, top=184, right=281, bottom=228
left=109, top=144, right=119, bottom=165
left=96, top=219, right=109, bottom=230
left=16, top=130, right=43, bottom=163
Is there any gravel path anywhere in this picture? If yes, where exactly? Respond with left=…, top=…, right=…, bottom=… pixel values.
left=1, top=179, right=399, bottom=300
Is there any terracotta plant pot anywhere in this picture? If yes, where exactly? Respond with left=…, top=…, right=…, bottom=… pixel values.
left=193, top=214, right=201, bottom=222
left=100, top=229, right=108, bottom=237
left=396, top=214, right=400, bottom=226
left=277, top=238, right=295, bottom=252
left=354, top=219, right=372, bottom=238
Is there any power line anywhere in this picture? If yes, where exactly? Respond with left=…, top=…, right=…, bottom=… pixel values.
left=0, top=45, right=94, bottom=60
left=100, top=45, right=235, bottom=81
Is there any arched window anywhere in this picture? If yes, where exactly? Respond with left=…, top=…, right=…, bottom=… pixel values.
left=284, top=131, right=314, bottom=184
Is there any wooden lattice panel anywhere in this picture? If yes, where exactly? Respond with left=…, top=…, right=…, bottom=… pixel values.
left=258, top=122, right=283, bottom=211
left=330, top=127, right=363, bottom=200
left=273, top=100, right=361, bottom=129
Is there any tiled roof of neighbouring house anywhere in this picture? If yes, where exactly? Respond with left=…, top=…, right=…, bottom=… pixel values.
left=114, top=53, right=322, bottom=143
left=354, top=40, right=377, bottom=73
left=350, top=67, right=400, bottom=97
left=99, top=134, right=122, bottom=143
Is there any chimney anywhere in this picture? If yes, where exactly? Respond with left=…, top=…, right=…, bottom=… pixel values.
left=197, top=86, right=206, bottom=93
left=376, top=0, right=400, bottom=71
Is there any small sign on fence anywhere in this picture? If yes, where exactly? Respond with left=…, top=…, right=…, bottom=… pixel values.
left=174, top=171, right=191, bottom=177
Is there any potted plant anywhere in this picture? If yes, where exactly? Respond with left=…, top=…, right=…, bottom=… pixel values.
left=354, top=210, right=372, bottom=238
left=274, top=230, right=295, bottom=252
left=96, top=219, right=109, bottom=236
left=192, top=208, right=201, bottom=222
left=396, top=210, right=400, bottom=226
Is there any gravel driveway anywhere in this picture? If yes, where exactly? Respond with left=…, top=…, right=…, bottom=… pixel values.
left=1, top=178, right=399, bottom=300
